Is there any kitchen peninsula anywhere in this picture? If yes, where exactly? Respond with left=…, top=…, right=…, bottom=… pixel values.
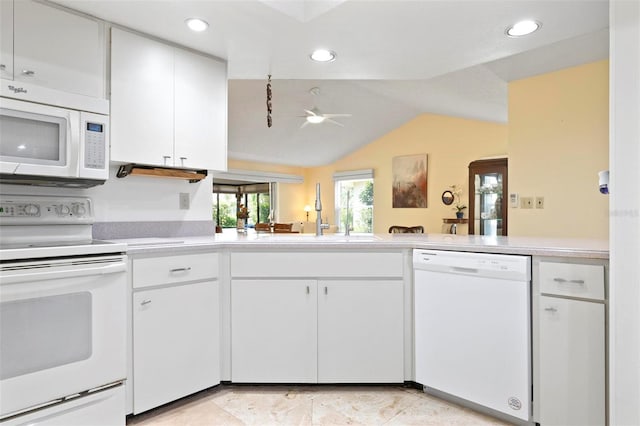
left=121, top=232, right=607, bottom=425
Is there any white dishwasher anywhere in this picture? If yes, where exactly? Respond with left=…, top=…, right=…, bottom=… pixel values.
left=413, top=249, right=531, bottom=422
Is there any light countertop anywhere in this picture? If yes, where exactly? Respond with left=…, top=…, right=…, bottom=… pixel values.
left=111, top=232, right=608, bottom=259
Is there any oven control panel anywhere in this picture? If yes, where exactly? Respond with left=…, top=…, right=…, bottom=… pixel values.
left=0, top=195, right=93, bottom=224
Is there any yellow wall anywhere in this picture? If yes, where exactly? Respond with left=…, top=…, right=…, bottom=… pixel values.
left=508, top=60, right=609, bottom=238
left=306, top=114, right=508, bottom=233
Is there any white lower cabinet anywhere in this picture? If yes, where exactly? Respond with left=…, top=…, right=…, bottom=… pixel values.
left=133, top=281, right=219, bottom=414
left=131, top=252, right=220, bottom=415
left=537, top=296, right=605, bottom=425
left=317, top=280, right=404, bottom=383
left=230, top=254, right=405, bottom=385
left=534, top=258, right=607, bottom=426
left=231, top=280, right=317, bottom=382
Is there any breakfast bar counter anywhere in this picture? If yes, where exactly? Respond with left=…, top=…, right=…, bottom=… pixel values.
left=113, top=232, right=609, bottom=259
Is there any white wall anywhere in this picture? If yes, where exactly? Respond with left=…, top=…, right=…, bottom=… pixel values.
left=0, top=165, right=214, bottom=222
left=609, top=1, right=640, bottom=424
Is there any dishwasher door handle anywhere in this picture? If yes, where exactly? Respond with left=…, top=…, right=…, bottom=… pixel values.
left=450, top=266, right=480, bottom=274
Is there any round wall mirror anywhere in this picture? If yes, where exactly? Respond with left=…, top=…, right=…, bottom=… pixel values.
left=442, top=190, right=454, bottom=205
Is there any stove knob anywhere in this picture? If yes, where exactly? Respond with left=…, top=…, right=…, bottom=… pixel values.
left=25, top=204, right=40, bottom=215
left=57, top=204, right=70, bottom=215
left=72, top=204, right=87, bottom=216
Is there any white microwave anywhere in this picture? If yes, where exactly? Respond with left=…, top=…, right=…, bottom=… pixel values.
left=0, top=97, right=109, bottom=187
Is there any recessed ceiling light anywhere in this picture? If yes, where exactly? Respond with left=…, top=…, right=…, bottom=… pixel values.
left=310, top=49, right=336, bottom=62
left=185, top=18, right=209, bottom=32
left=506, top=20, right=541, bottom=37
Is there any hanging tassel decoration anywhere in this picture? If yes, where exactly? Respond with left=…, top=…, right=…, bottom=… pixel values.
left=266, top=75, right=273, bottom=128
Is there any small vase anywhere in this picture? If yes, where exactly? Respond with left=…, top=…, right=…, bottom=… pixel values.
left=237, top=218, right=246, bottom=232
left=455, top=211, right=464, bottom=219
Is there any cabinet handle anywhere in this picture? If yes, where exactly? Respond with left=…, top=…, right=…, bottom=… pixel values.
left=553, top=277, right=585, bottom=285
left=544, top=307, right=557, bottom=313
left=163, top=155, right=171, bottom=165
left=170, top=267, right=192, bottom=273
left=21, top=69, right=35, bottom=76
left=0, top=64, right=5, bottom=70
left=306, top=285, right=310, bottom=294
left=324, top=286, right=328, bottom=295
left=140, top=299, right=152, bottom=306
left=180, top=157, right=187, bottom=166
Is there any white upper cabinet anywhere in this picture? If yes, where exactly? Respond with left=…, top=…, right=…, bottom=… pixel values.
left=174, top=48, right=227, bottom=171
left=110, top=28, right=174, bottom=166
left=110, top=28, right=228, bottom=171
left=1, top=0, right=105, bottom=98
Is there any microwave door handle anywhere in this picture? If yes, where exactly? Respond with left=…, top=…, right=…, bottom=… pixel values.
left=0, top=261, right=127, bottom=285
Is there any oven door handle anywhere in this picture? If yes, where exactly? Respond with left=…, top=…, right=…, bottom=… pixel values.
left=0, top=261, right=127, bottom=285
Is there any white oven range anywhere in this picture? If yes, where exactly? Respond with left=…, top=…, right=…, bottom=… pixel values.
left=0, top=195, right=127, bottom=425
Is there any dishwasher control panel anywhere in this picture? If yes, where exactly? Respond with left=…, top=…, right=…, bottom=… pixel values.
left=413, top=249, right=531, bottom=281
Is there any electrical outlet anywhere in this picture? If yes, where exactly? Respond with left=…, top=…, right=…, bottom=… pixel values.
left=520, top=197, right=533, bottom=209
left=535, top=197, right=545, bottom=209
left=179, top=193, right=190, bottom=210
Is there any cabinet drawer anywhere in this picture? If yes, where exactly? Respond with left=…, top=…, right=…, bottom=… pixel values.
left=133, top=253, right=217, bottom=289
left=539, top=262, right=604, bottom=300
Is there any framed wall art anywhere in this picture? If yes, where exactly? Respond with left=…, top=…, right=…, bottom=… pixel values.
left=392, top=154, right=428, bottom=208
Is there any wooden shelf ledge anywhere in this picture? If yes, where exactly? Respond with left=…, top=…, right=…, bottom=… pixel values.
left=116, top=164, right=207, bottom=183
left=442, top=218, right=469, bottom=224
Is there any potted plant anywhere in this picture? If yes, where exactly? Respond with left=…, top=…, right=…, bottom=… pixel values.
left=237, top=204, right=249, bottom=231
left=450, top=185, right=466, bottom=219
left=454, top=205, right=467, bottom=219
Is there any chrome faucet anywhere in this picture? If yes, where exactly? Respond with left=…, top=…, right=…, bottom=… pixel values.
left=315, top=183, right=330, bottom=236
left=344, top=189, right=351, bottom=236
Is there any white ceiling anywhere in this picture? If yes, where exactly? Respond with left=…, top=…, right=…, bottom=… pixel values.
left=54, top=0, right=610, bottom=167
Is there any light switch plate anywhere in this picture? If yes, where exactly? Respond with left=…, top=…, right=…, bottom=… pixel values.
left=521, top=197, right=533, bottom=209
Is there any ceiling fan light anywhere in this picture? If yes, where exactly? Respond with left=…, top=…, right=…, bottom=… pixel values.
left=310, top=49, right=336, bottom=62
left=306, top=115, right=325, bottom=124
left=186, top=18, right=209, bottom=32
left=506, top=20, right=541, bottom=37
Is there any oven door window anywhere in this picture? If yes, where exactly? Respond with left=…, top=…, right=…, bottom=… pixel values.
left=0, top=108, right=67, bottom=166
left=0, top=292, right=92, bottom=380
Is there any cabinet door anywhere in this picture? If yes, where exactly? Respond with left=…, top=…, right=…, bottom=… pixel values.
left=0, top=0, right=12, bottom=80
left=538, top=296, right=605, bottom=425
left=318, top=280, right=404, bottom=383
left=133, top=281, right=220, bottom=414
left=231, top=279, right=317, bottom=383
left=110, top=28, right=174, bottom=166
left=174, top=49, right=227, bottom=171
left=13, top=0, right=104, bottom=97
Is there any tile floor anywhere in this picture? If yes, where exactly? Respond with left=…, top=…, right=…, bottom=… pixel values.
left=127, top=385, right=512, bottom=425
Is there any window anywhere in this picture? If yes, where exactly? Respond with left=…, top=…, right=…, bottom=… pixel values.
left=212, top=192, right=239, bottom=228
left=334, top=170, right=374, bottom=234
left=213, top=182, right=271, bottom=228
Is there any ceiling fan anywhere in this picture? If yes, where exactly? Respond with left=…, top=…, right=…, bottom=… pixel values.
left=299, top=107, right=352, bottom=128
left=298, top=87, right=352, bottom=128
